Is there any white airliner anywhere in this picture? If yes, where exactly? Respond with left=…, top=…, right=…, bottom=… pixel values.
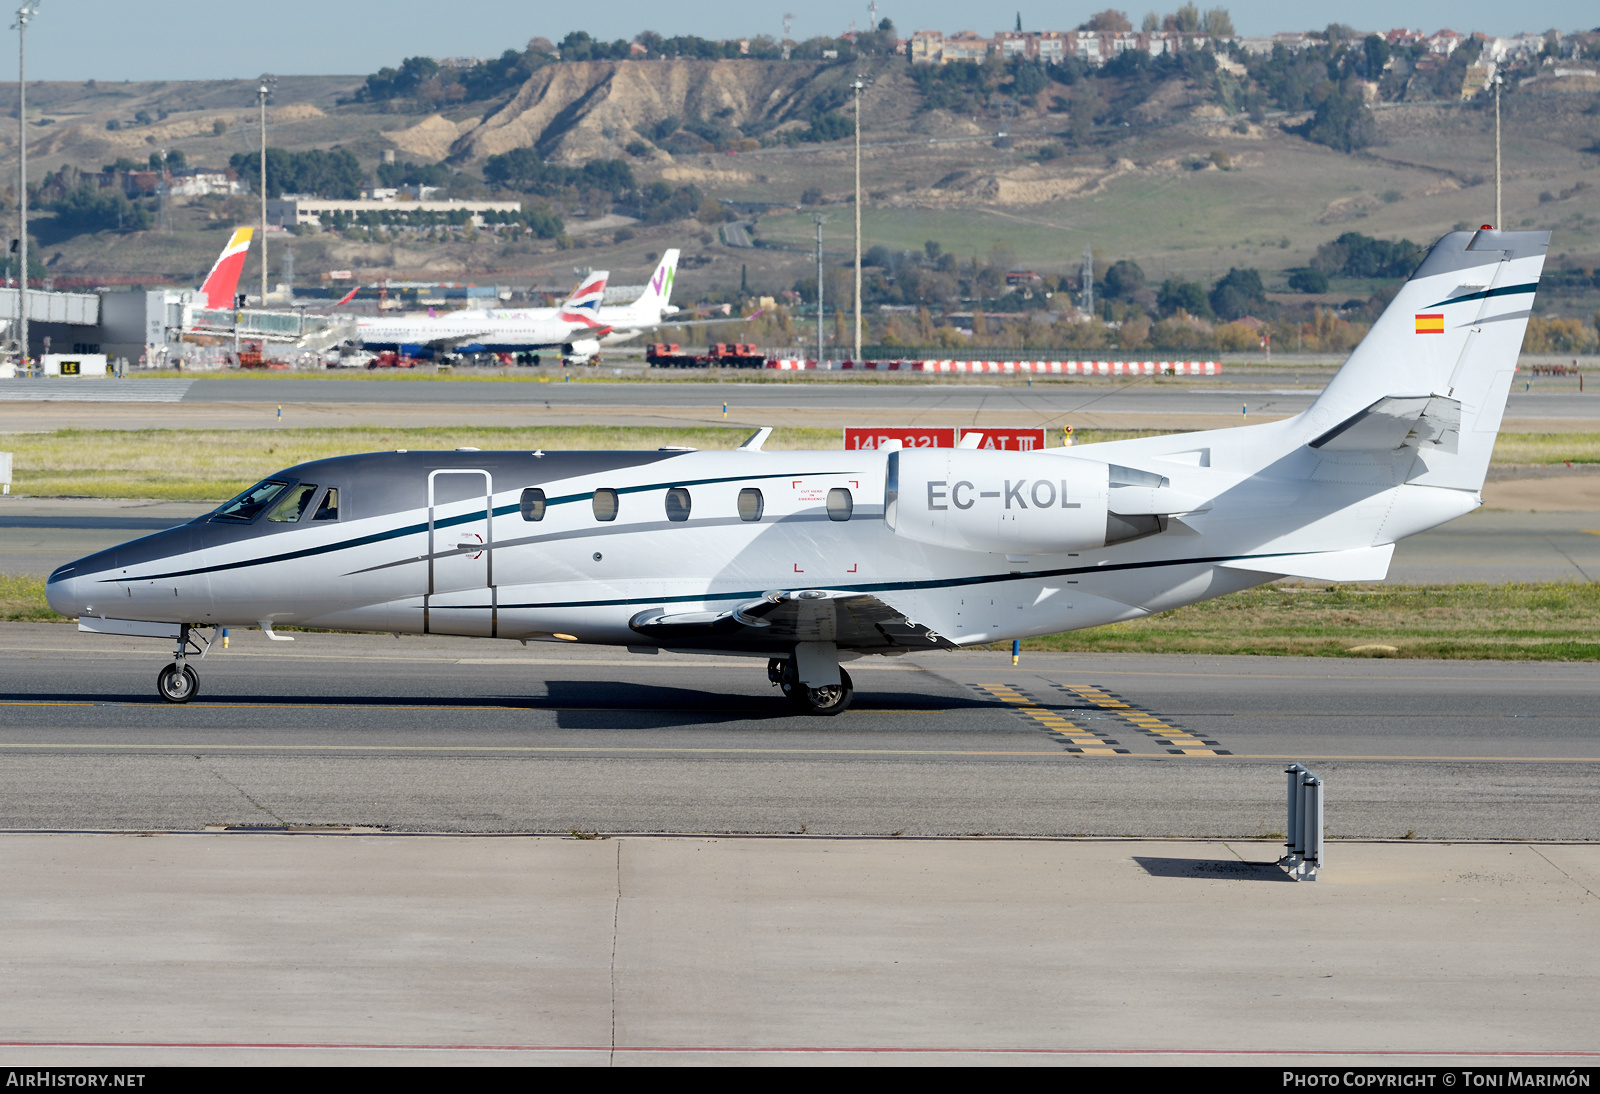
left=354, top=271, right=612, bottom=362
left=48, top=229, right=1546, bottom=713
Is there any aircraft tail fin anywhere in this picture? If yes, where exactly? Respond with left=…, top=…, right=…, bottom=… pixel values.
left=1305, top=228, right=1549, bottom=492
left=556, top=270, right=610, bottom=329
left=199, top=228, right=254, bottom=309
left=634, top=249, right=679, bottom=316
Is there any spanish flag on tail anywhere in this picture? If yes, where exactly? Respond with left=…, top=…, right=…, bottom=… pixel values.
left=1415, top=313, right=1445, bottom=335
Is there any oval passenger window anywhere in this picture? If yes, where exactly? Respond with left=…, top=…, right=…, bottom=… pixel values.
left=520, top=487, right=546, bottom=522
left=826, top=487, right=853, bottom=522
left=592, top=488, right=619, bottom=522
left=738, top=488, right=764, bottom=522
left=665, top=487, right=691, bottom=522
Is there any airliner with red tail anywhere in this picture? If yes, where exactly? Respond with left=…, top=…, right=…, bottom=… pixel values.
left=197, top=228, right=253, bottom=309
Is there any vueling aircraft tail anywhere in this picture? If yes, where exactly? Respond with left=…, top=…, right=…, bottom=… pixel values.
left=1304, top=228, right=1549, bottom=493
left=198, top=228, right=253, bottom=309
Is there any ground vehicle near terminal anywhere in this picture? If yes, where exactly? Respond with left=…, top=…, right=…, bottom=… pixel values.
left=48, top=230, right=1547, bottom=714
left=646, top=342, right=767, bottom=368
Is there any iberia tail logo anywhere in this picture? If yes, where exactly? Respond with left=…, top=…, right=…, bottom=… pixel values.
left=199, top=228, right=253, bottom=309
left=1415, top=313, right=1445, bottom=335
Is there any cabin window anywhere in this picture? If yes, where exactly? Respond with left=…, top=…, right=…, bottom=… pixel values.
left=738, top=488, right=764, bottom=522
left=520, top=487, right=547, bottom=522
left=211, top=479, right=288, bottom=523
left=266, top=483, right=319, bottom=523
left=665, top=487, right=691, bottom=522
left=827, top=487, right=853, bottom=522
left=312, top=488, right=339, bottom=521
left=592, top=488, right=619, bottom=522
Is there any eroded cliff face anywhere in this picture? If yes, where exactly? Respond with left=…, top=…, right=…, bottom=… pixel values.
left=396, top=59, right=899, bottom=165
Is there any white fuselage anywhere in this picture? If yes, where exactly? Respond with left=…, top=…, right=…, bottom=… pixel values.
left=44, top=431, right=1477, bottom=651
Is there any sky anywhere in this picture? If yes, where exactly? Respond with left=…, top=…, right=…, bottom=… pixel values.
left=10, top=2, right=1597, bottom=83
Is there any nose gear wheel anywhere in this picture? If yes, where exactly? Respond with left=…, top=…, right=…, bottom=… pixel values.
left=157, top=663, right=199, bottom=704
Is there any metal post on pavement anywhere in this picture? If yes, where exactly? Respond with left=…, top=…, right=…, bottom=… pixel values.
left=1283, top=763, right=1324, bottom=881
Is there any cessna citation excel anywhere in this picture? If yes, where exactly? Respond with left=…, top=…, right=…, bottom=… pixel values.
left=49, top=229, right=1546, bottom=713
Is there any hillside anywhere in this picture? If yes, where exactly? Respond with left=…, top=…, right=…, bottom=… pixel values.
left=0, top=60, right=1596, bottom=331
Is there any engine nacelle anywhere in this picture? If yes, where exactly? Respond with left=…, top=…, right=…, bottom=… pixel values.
left=886, top=449, right=1202, bottom=555
left=563, top=338, right=601, bottom=363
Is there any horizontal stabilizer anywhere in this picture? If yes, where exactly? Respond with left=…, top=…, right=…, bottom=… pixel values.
left=1311, top=395, right=1461, bottom=454
left=1219, top=544, right=1394, bottom=582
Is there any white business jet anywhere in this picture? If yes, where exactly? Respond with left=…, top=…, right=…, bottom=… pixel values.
left=49, top=229, right=1546, bottom=714
left=354, top=271, right=612, bottom=363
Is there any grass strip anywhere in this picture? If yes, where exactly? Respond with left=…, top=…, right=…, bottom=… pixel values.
left=0, top=426, right=1594, bottom=503
left=7, top=577, right=1596, bottom=660
left=0, top=575, right=58, bottom=622
left=1019, top=582, right=1600, bottom=660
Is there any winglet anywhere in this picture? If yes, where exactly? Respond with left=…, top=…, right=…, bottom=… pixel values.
left=739, top=427, right=773, bottom=450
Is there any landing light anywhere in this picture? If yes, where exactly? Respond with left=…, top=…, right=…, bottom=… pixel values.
left=553, top=633, right=579, bottom=641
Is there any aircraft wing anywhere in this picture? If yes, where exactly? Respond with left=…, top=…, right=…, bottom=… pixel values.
left=417, top=331, right=494, bottom=351
left=629, top=589, right=956, bottom=651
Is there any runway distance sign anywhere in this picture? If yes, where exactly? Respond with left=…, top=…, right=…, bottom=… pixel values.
left=842, top=428, right=1049, bottom=451
left=958, top=428, right=1047, bottom=451
left=844, top=428, right=957, bottom=450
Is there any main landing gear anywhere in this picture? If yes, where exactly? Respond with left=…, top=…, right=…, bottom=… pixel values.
left=768, top=642, right=855, bottom=716
left=156, top=623, right=216, bottom=704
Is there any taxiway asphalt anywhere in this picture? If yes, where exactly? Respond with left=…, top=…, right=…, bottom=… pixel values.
left=1, top=626, right=1595, bottom=839
left=1, top=373, right=1594, bottom=432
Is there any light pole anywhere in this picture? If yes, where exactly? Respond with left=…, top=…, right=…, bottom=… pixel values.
left=1493, top=73, right=1502, bottom=228
left=814, top=213, right=826, bottom=365
left=12, top=0, right=39, bottom=368
left=852, top=77, right=863, bottom=363
left=258, top=74, right=273, bottom=306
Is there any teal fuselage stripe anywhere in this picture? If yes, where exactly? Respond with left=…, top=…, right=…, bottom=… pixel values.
left=1426, top=282, right=1538, bottom=309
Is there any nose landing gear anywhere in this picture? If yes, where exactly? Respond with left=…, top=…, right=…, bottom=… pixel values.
left=157, top=663, right=199, bottom=703
left=156, top=623, right=217, bottom=704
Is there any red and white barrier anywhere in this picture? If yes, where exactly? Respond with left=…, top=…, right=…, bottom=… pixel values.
left=766, top=359, right=1221, bottom=375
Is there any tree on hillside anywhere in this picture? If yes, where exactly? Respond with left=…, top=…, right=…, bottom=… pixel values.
left=229, top=148, right=363, bottom=199
left=1158, top=278, right=1211, bottom=318
left=1310, top=232, right=1422, bottom=279
left=1163, top=4, right=1201, bottom=33
left=1209, top=267, right=1265, bottom=320
left=1103, top=260, right=1146, bottom=300
left=1200, top=7, right=1234, bottom=36
left=481, top=149, right=636, bottom=196
left=49, top=182, right=151, bottom=235
left=1079, top=9, right=1133, bottom=32
left=1302, top=91, right=1377, bottom=153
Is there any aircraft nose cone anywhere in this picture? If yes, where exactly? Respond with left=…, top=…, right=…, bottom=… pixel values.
left=45, top=562, right=82, bottom=618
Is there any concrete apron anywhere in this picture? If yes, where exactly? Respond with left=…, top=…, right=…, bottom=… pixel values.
left=2, top=833, right=1598, bottom=1066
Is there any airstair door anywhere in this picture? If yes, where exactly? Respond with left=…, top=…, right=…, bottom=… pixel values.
left=426, top=468, right=496, bottom=637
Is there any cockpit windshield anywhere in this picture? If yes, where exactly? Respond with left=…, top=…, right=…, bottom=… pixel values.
left=211, top=479, right=290, bottom=523
left=266, top=483, right=319, bottom=523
